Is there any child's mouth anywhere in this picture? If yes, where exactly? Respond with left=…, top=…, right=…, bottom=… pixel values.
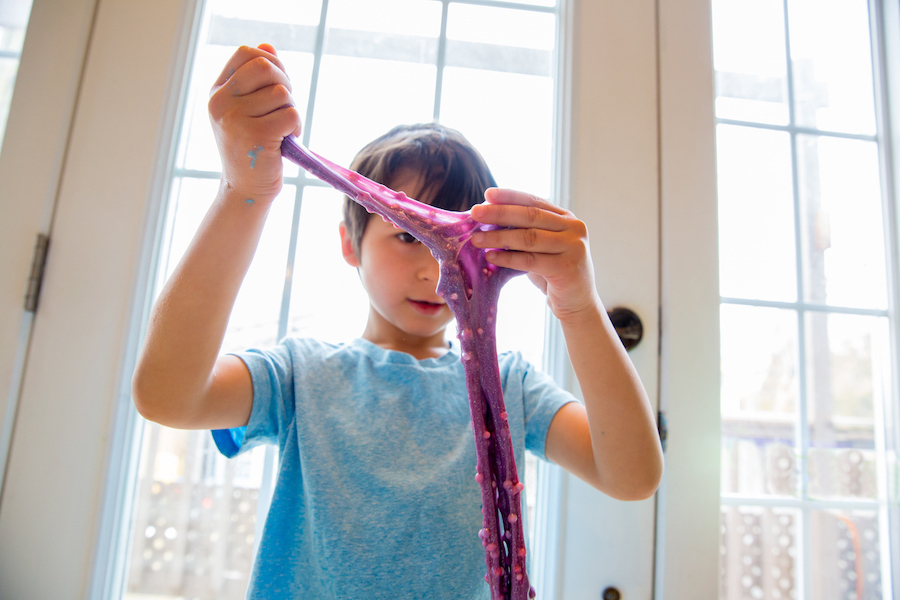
left=409, top=299, right=444, bottom=315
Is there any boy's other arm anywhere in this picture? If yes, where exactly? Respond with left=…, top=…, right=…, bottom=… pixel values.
left=132, top=44, right=300, bottom=430
left=470, top=189, right=664, bottom=501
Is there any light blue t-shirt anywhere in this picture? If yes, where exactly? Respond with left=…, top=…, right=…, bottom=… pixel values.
left=212, top=337, right=575, bottom=600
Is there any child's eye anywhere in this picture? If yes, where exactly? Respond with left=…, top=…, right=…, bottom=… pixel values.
left=397, top=232, right=420, bottom=244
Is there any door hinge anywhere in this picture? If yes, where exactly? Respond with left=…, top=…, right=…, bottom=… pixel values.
left=24, top=233, right=50, bottom=313
left=657, top=410, right=668, bottom=452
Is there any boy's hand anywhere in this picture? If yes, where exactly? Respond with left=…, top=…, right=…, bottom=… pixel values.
left=470, top=188, right=601, bottom=323
left=208, top=43, right=302, bottom=203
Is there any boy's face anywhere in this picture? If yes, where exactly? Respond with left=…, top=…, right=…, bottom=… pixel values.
left=340, top=169, right=454, bottom=351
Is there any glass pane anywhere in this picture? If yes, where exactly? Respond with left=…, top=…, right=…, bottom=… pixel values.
left=126, top=426, right=266, bottom=599
left=158, top=178, right=219, bottom=283
left=223, top=185, right=296, bottom=352
left=446, top=4, right=556, bottom=51
left=720, top=506, right=799, bottom=600
left=287, top=186, right=368, bottom=343
left=797, top=135, right=887, bottom=309
left=308, top=55, right=437, bottom=168
left=809, top=509, right=883, bottom=599
left=0, top=57, right=20, bottom=147
left=441, top=4, right=555, bottom=197
left=211, top=0, right=323, bottom=25
left=788, top=0, right=875, bottom=135
left=501, top=0, right=556, bottom=7
left=158, top=178, right=295, bottom=352
left=326, top=0, right=441, bottom=37
left=717, top=124, right=797, bottom=302
left=496, top=276, right=546, bottom=368
left=177, top=44, right=232, bottom=172
left=441, top=68, right=553, bottom=198
left=806, top=313, right=888, bottom=500
left=0, top=0, right=34, bottom=145
left=721, top=305, right=799, bottom=496
left=711, top=0, right=789, bottom=125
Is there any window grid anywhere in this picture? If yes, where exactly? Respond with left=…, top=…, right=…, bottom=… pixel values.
left=717, top=0, right=897, bottom=597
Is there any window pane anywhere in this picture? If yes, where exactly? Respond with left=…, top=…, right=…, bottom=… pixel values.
left=177, top=44, right=233, bottom=172
left=446, top=4, right=555, bottom=51
left=441, top=4, right=555, bottom=197
left=159, top=178, right=295, bottom=352
left=797, top=136, right=887, bottom=309
left=309, top=55, right=437, bottom=167
left=326, top=0, right=441, bottom=37
left=720, top=305, right=799, bottom=416
left=720, top=506, right=799, bottom=600
left=717, top=124, right=797, bottom=302
left=441, top=67, right=553, bottom=198
left=721, top=305, right=799, bottom=496
left=501, top=0, right=556, bottom=7
left=127, top=426, right=265, bottom=599
left=212, top=0, right=323, bottom=25
left=223, top=185, right=296, bottom=352
left=496, top=276, right=546, bottom=368
left=806, top=313, right=888, bottom=500
left=788, top=0, right=876, bottom=135
left=0, top=0, right=33, bottom=145
left=809, top=509, right=883, bottom=599
left=287, top=186, right=368, bottom=343
left=711, top=0, right=789, bottom=125
left=157, top=178, right=218, bottom=283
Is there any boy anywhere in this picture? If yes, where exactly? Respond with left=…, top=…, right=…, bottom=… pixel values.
left=132, top=44, right=663, bottom=599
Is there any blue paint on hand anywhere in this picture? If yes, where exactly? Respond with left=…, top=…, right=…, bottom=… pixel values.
left=247, top=146, right=264, bottom=169
left=244, top=198, right=255, bottom=204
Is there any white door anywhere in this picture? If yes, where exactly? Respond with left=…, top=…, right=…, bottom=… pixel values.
left=0, top=1, right=720, bottom=599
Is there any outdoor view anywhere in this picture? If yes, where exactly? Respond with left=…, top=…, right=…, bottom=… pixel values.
left=713, top=0, right=894, bottom=598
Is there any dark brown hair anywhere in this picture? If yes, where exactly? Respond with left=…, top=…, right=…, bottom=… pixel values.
left=342, top=123, right=497, bottom=256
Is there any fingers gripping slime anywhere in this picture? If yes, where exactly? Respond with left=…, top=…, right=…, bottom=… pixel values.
left=282, top=136, right=536, bottom=600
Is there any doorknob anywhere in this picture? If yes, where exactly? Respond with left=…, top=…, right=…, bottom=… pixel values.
left=602, top=587, right=622, bottom=600
left=608, top=307, right=643, bottom=351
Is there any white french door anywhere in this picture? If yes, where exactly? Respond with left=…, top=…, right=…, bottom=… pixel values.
left=0, top=1, right=720, bottom=599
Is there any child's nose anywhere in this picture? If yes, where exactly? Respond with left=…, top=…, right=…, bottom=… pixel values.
left=418, top=255, right=440, bottom=282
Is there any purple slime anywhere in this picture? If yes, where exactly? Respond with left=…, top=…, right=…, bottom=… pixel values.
left=282, top=136, right=536, bottom=600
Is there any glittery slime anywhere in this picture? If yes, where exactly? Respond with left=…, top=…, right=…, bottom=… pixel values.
left=282, top=136, right=536, bottom=600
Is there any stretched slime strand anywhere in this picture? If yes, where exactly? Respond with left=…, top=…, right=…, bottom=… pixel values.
left=281, top=136, right=536, bottom=600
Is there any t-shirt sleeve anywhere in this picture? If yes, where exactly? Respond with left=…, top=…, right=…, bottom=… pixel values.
left=211, top=342, right=297, bottom=458
left=504, top=353, right=578, bottom=461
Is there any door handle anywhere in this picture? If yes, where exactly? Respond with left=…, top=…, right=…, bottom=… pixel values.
left=608, top=307, right=643, bottom=351
left=602, top=587, right=622, bottom=600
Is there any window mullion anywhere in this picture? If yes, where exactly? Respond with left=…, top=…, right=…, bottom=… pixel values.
left=432, top=0, right=449, bottom=121
left=782, top=0, right=815, bottom=596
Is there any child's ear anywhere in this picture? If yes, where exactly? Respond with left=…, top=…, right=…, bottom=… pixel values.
left=339, top=222, right=360, bottom=267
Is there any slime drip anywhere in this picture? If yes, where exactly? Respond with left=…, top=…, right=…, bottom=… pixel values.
left=281, top=136, right=536, bottom=600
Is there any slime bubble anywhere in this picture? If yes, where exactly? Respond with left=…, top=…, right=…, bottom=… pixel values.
left=282, top=135, right=537, bottom=600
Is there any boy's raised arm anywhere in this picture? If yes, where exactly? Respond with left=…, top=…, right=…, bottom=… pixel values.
left=132, top=44, right=301, bottom=430
left=470, top=188, right=664, bottom=500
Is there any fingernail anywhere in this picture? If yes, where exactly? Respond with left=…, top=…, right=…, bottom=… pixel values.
left=471, top=232, right=485, bottom=245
